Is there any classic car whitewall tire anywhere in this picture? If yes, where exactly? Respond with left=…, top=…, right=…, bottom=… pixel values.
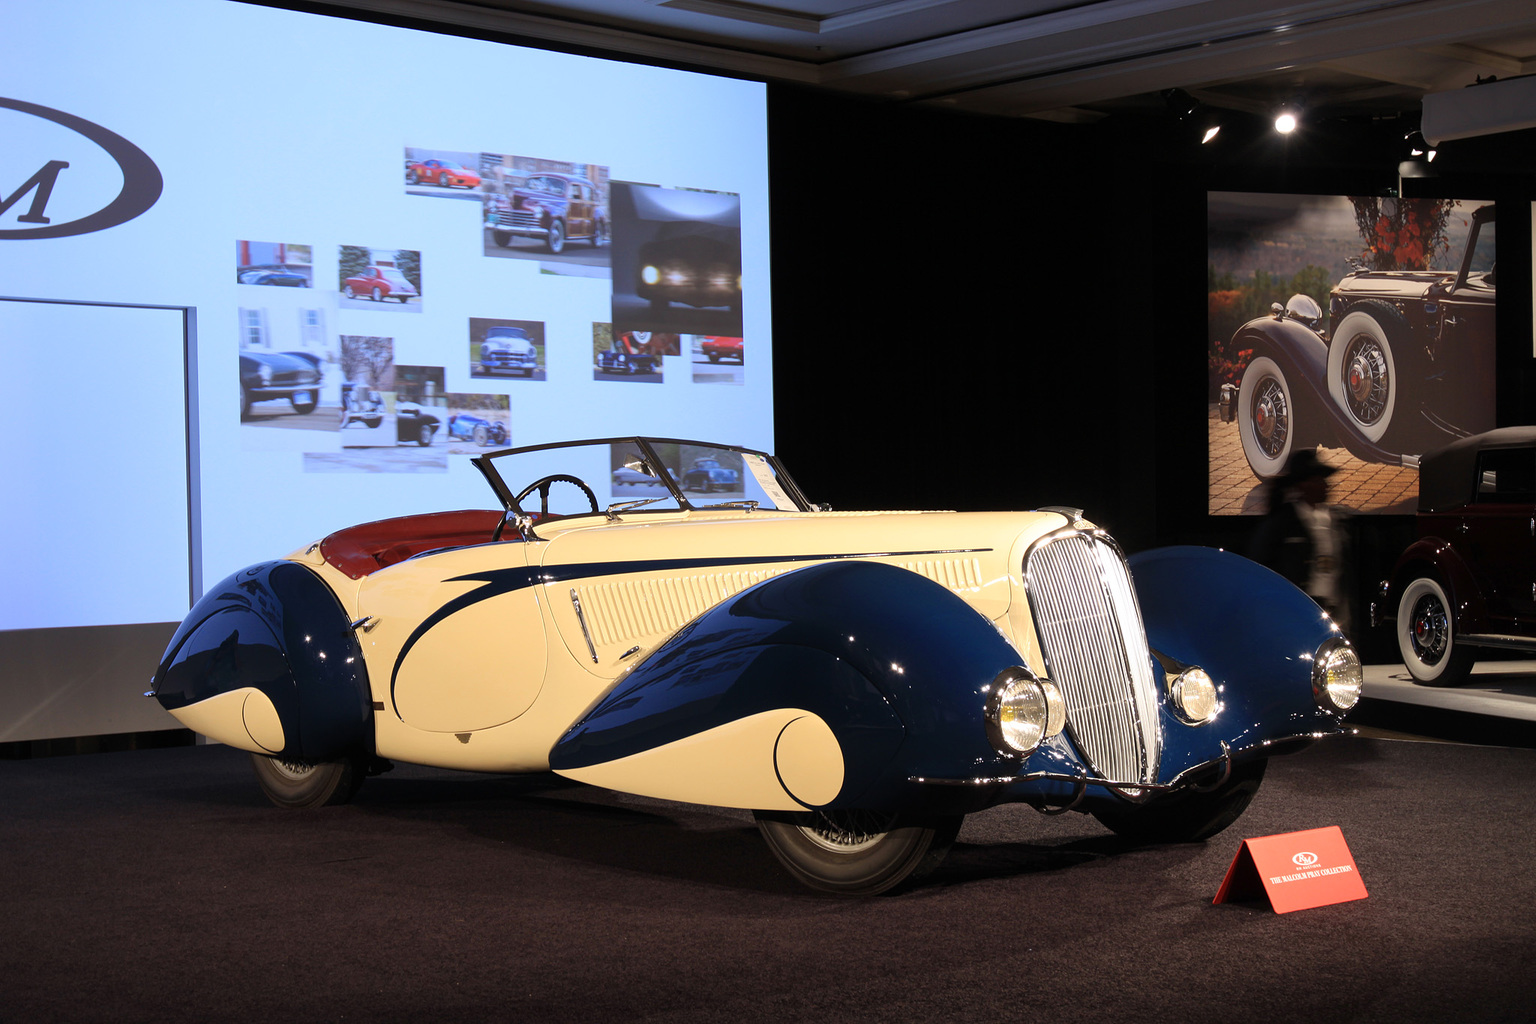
left=1327, top=304, right=1400, bottom=444
left=546, top=220, right=565, bottom=254
left=1089, top=759, right=1266, bottom=843
left=250, top=753, right=364, bottom=809
left=1396, top=575, right=1475, bottom=687
left=753, top=810, right=962, bottom=896
left=1238, top=354, right=1298, bottom=480
left=343, top=284, right=356, bottom=299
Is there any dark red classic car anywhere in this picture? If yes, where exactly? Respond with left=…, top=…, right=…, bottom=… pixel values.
left=1227, top=203, right=1496, bottom=480
left=342, top=266, right=419, bottom=303
left=1377, top=427, right=1536, bottom=686
left=488, top=173, right=607, bottom=254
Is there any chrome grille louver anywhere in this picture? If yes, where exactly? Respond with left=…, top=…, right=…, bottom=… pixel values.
left=1025, top=531, right=1161, bottom=785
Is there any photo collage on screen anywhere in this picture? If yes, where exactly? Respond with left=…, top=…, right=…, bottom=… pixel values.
left=237, top=150, right=749, bottom=472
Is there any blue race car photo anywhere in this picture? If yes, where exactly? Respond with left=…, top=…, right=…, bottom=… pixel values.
left=147, top=437, right=1361, bottom=895
left=446, top=414, right=509, bottom=447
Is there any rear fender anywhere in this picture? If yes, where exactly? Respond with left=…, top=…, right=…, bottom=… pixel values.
left=548, top=560, right=1025, bottom=812
left=150, top=561, right=372, bottom=762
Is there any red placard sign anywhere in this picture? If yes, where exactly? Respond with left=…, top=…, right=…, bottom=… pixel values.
left=1213, top=825, right=1367, bottom=914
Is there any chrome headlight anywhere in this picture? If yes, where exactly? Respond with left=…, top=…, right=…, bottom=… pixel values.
left=640, top=264, right=660, bottom=285
left=1170, top=666, right=1220, bottom=724
left=1312, top=637, right=1362, bottom=713
left=985, top=667, right=1066, bottom=757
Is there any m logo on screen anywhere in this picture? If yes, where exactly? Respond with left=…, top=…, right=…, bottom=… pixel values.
left=0, top=97, right=162, bottom=239
left=1292, top=851, right=1320, bottom=868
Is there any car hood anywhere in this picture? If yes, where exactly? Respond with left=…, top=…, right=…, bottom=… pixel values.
left=1332, top=269, right=1453, bottom=301
left=533, top=508, right=1080, bottom=659
left=243, top=350, right=316, bottom=373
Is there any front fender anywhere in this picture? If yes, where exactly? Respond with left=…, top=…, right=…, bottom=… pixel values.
left=1128, top=546, right=1349, bottom=758
left=548, top=560, right=1025, bottom=812
left=1390, top=537, right=1487, bottom=633
left=150, top=560, right=372, bottom=762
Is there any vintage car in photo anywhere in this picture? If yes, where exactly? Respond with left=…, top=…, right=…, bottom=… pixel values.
left=487, top=172, right=607, bottom=254
left=446, top=413, right=509, bottom=447
left=699, top=336, right=743, bottom=363
left=405, top=159, right=480, bottom=189
left=237, top=264, right=311, bottom=287
left=1226, top=203, right=1496, bottom=479
left=479, top=325, right=539, bottom=377
left=339, top=384, right=385, bottom=429
left=682, top=456, right=741, bottom=493
left=395, top=402, right=440, bottom=446
left=1375, top=427, right=1536, bottom=686
left=637, top=221, right=741, bottom=313
left=147, top=437, right=1360, bottom=895
left=239, top=349, right=321, bottom=419
left=596, top=332, right=661, bottom=376
left=343, top=266, right=420, bottom=303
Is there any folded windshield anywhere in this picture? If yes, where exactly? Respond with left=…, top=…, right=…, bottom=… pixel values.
left=476, top=438, right=808, bottom=521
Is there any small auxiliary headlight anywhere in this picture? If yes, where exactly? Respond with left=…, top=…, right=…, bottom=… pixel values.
left=1171, top=666, right=1220, bottom=724
left=1312, top=637, right=1362, bottom=712
left=641, top=264, right=660, bottom=285
left=985, top=667, right=1065, bottom=757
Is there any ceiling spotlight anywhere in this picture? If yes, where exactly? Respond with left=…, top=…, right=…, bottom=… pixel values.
left=1274, top=111, right=1298, bottom=134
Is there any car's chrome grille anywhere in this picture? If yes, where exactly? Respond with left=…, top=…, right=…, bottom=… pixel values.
left=497, top=211, right=537, bottom=228
left=1025, top=532, right=1161, bottom=785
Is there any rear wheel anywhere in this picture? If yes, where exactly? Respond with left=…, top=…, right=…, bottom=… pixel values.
left=1090, top=759, right=1266, bottom=843
left=250, top=753, right=364, bottom=809
left=754, top=809, right=961, bottom=896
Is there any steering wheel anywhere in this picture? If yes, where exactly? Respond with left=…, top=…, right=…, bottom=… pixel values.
left=515, top=474, right=599, bottom=517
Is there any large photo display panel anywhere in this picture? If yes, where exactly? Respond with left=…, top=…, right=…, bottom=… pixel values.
left=1207, top=192, right=1495, bottom=516
left=3, top=0, right=772, bottom=627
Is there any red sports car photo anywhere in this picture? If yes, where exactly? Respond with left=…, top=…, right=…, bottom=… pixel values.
left=342, top=266, right=419, bottom=303
left=405, top=159, right=481, bottom=189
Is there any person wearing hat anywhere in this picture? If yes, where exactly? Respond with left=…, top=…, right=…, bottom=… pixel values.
left=1249, top=449, right=1345, bottom=623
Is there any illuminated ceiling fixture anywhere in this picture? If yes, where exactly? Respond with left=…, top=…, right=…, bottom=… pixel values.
left=1161, top=88, right=1222, bottom=144
left=1406, top=130, right=1437, bottom=162
left=1274, top=111, right=1299, bottom=134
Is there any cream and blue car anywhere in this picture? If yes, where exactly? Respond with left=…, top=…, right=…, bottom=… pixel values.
left=148, top=437, right=1361, bottom=895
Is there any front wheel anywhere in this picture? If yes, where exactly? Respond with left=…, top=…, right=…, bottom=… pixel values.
left=754, top=809, right=961, bottom=896
left=1397, top=575, right=1475, bottom=686
left=250, top=753, right=364, bottom=809
left=492, top=229, right=512, bottom=248
left=1090, top=759, right=1266, bottom=843
left=1237, top=353, right=1304, bottom=480
left=546, top=219, right=565, bottom=254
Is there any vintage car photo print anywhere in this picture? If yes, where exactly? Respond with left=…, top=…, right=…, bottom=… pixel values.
left=1208, top=193, right=1495, bottom=515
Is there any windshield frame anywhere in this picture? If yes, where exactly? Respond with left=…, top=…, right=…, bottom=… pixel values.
left=471, top=436, right=815, bottom=537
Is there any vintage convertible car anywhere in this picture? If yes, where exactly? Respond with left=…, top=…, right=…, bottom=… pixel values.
left=343, top=266, right=419, bottom=303
left=239, top=350, right=321, bottom=419
left=147, top=437, right=1360, bottom=895
left=1226, top=203, right=1496, bottom=479
left=1375, top=427, right=1536, bottom=686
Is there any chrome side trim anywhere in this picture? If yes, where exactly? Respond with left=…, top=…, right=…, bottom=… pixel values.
left=1457, top=633, right=1536, bottom=652
left=909, top=731, right=1345, bottom=802
left=350, top=615, right=378, bottom=634
left=569, top=589, right=599, bottom=664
